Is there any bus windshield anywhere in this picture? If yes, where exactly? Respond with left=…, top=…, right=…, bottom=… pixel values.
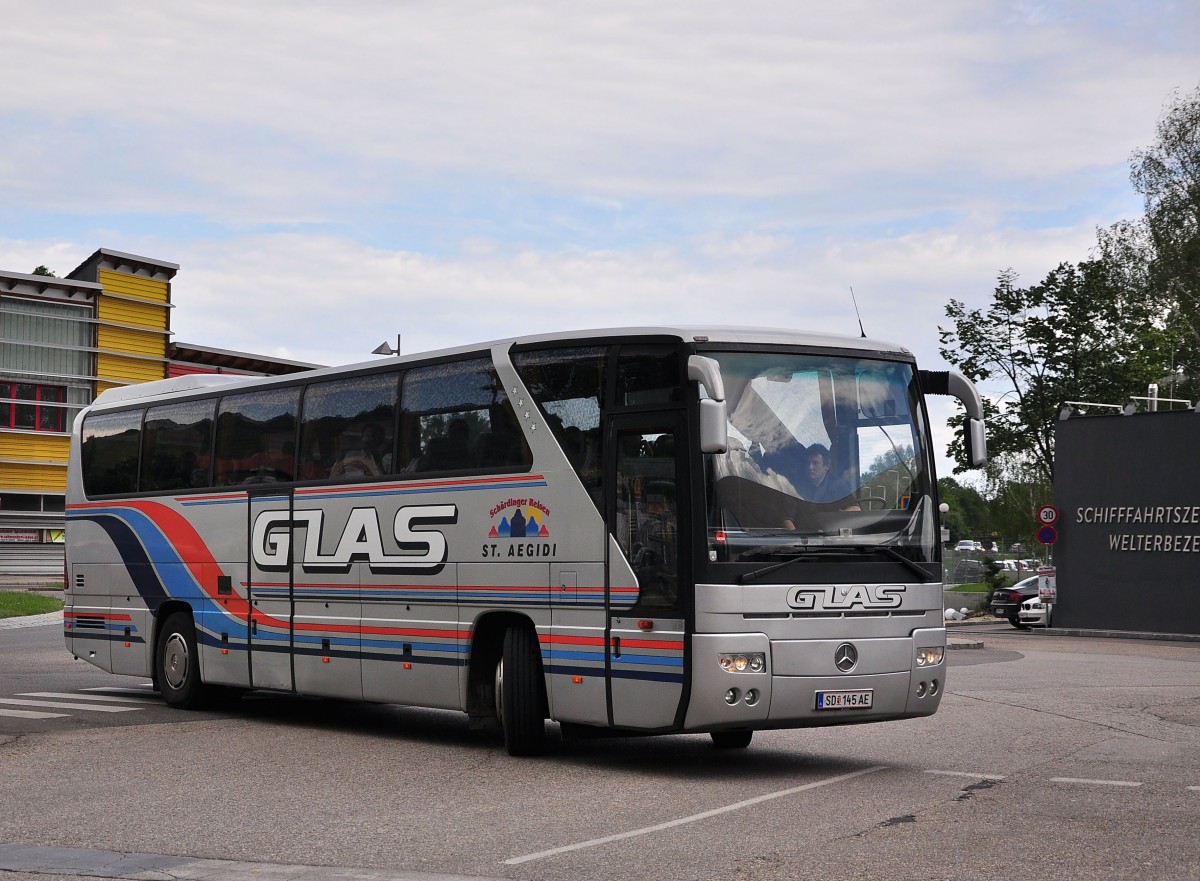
left=702, top=350, right=936, bottom=564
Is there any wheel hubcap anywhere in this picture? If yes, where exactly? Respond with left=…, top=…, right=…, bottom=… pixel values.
left=494, top=657, right=505, bottom=722
left=163, top=633, right=189, bottom=690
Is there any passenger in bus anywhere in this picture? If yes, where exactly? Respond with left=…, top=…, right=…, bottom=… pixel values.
left=330, top=423, right=389, bottom=478
left=424, top=418, right=472, bottom=471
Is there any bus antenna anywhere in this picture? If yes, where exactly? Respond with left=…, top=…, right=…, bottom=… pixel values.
left=849, top=286, right=867, bottom=338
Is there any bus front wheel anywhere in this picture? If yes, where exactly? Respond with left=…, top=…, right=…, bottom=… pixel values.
left=495, top=626, right=547, bottom=756
left=157, top=612, right=206, bottom=710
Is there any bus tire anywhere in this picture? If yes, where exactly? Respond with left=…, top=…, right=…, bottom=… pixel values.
left=496, top=626, right=546, bottom=756
left=710, top=729, right=753, bottom=749
left=157, top=612, right=207, bottom=710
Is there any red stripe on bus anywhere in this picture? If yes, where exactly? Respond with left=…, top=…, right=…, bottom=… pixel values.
left=296, top=474, right=547, bottom=496
left=63, top=611, right=133, bottom=622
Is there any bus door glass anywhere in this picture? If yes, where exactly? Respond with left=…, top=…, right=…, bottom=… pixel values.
left=248, top=489, right=295, bottom=691
left=607, top=416, right=686, bottom=729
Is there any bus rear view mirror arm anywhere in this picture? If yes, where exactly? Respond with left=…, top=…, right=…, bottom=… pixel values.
left=689, top=355, right=729, bottom=454
left=918, top=369, right=987, bottom=468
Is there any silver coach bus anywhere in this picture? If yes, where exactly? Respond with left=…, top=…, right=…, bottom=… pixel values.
left=64, top=326, right=986, bottom=755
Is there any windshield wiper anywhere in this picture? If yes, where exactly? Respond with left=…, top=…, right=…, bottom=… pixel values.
left=857, top=545, right=937, bottom=583
left=738, top=548, right=843, bottom=584
left=738, top=544, right=936, bottom=584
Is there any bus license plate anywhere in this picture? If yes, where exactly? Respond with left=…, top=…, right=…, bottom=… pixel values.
left=815, top=690, right=873, bottom=710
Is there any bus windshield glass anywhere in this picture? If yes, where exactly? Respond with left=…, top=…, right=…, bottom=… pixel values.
left=702, top=351, right=936, bottom=564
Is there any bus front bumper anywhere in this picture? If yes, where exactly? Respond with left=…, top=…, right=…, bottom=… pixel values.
left=683, top=628, right=946, bottom=731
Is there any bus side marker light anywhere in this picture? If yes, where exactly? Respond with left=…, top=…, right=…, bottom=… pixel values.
left=221, top=649, right=229, bottom=655
left=322, top=657, right=330, bottom=664
left=403, top=662, right=412, bottom=670
left=637, top=620, right=654, bottom=631
left=572, top=676, right=583, bottom=684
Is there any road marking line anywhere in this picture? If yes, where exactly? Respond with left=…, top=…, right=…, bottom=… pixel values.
left=1050, top=777, right=1142, bottom=787
left=82, top=686, right=155, bottom=694
left=504, top=765, right=888, bottom=865
left=925, top=770, right=1007, bottom=781
left=0, top=698, right=141, bottom=714
left=0, top=708, right=69, bottom=720
left=1188, top=786, right=1200, bottom=792
left=19, top=691, right=158, bottom=704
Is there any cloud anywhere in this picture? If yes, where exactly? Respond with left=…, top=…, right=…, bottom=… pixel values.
left=3, top=0, right=1196, bottom=482
left=2, top=1, right=1195, bottom=219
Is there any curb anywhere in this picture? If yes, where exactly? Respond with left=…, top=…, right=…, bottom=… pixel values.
left=0, top=610, right=63, bottom=630
left=947, top=637, right=984, bottom=650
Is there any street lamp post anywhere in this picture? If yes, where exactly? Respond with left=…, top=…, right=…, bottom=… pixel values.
left=373, top=335, right=401, bottom=356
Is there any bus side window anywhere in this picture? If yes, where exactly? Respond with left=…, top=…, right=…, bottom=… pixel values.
left=400, top=357, right=531, bottom=476
left=616, top=345, right=681, bottom=407
left=214, top=387, right=300, bottom=486
left=142, top=399, right=216, bottom=492
left=299, top=372, right=399, bottom=481
left=80, top=409, right=143, bottom=496
left=512, top=346, right=606, bottom=505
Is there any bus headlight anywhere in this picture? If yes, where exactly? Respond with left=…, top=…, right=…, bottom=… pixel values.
left=719, top=652, right=766, bottom=673
left=916, top=647, right=944, bottom=667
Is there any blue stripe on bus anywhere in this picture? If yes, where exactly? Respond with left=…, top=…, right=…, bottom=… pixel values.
left=611, top=654, right=685, bottom=667
left=545, top=663, right=683, bottom=684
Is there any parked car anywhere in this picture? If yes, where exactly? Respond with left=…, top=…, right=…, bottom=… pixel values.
left=1019, top=595, right=1052, bottom=627
left=989, top=575, right=1039, bottom=628
left=954, top=540, right=977, bottom=552
left=995, top=559, right=1039, bottom=581
left=953, top=559, right=986, bottom=583
left=1009, top=542, right=1025, bottom=553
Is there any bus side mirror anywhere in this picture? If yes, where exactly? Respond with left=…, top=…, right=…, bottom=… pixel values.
left=918, top=368, right=988, bottom=468
left=965, top=417, right=987, bottom=469
left=689, top=355, right=729, bottom=454
left=698, top=399, right=728, bottom=453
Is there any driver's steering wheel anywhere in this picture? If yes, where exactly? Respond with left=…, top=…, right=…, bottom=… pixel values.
left=856, top=496, right=889, bottom=510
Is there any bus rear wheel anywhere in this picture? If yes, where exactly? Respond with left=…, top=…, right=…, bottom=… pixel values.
left=157, top=612, right=207, bottom=709
left=710, top=729, right=753, bottom=749
left=495, top=626, right=547, bottom=756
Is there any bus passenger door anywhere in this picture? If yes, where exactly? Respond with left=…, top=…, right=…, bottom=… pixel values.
left=607, top=418, right=687, bottom=730
left=248, top=490, right=294, bottom=691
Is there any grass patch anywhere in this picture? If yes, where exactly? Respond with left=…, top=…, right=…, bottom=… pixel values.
left=0, top=592, right=64, bottom=619
left=947, top=583, right=991, bottom=592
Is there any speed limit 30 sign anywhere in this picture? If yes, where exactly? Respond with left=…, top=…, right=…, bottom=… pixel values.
left=1037, top=504, right=1059, bottom=526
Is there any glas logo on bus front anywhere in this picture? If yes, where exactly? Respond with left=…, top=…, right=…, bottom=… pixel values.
left=252, top=505, right=458, bottom=574
left=787, top=584, right=906, bottom=610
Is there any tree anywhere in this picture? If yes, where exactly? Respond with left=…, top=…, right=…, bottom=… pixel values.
left=939, top=260, right=1167, bottom=482
left=939, top=80, right=1198, bottom=492
left=31, top=265, right=56, bottom=277
left=1130, top=84, right=1200, bottom=401
left=936, top=476, right=989, bottom=544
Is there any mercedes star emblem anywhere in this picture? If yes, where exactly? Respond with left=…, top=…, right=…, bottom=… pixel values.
left=834, top=643, right=858, bottom=673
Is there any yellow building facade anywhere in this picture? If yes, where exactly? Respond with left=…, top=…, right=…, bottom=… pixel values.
left=0, top=249, right=316, bottom=575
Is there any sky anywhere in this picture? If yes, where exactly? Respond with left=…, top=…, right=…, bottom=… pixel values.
left=2, top=0, right=1197, bottom=481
